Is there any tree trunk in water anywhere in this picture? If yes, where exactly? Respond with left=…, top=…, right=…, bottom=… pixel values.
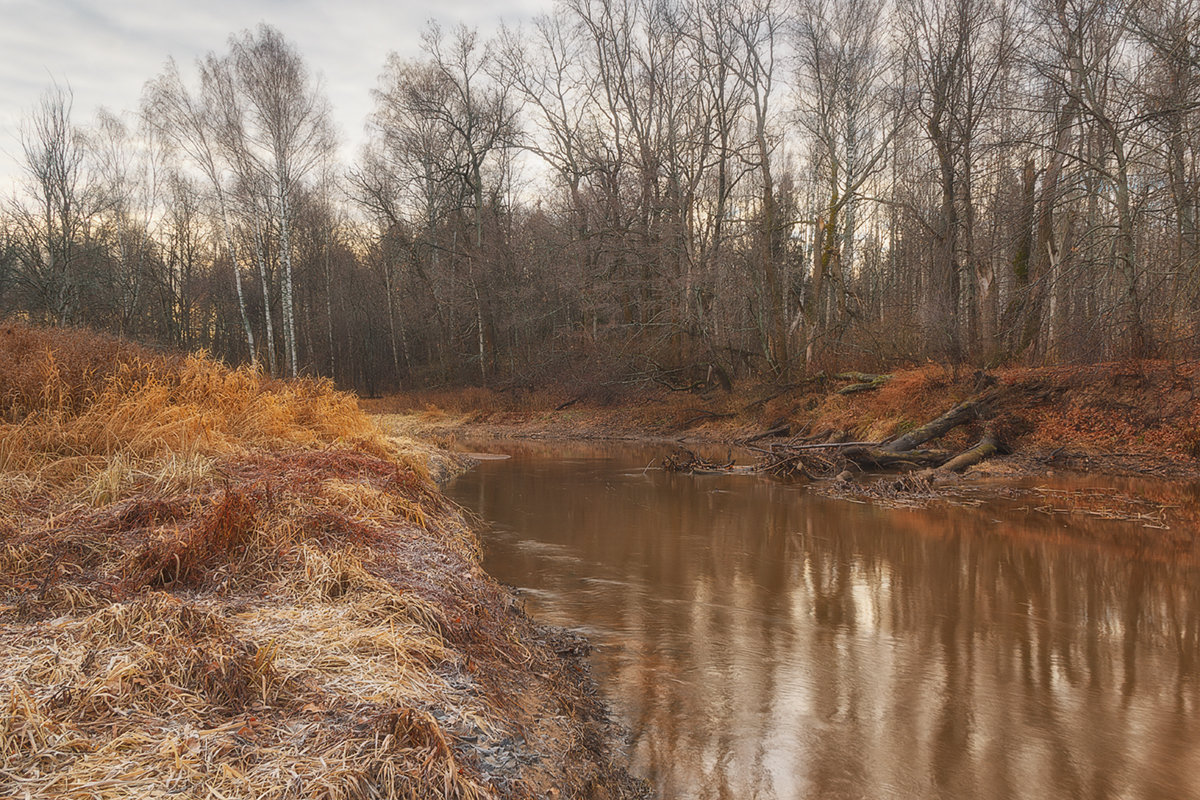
left=841, top=446, right=952, bottom=470
left=936, top=432, right=999, bottom=474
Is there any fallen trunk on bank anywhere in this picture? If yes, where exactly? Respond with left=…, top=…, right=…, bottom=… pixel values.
left=666, top=389, right=1004, bottom=484
left=880, top=397, right=990, bottom=452
left=833, top=372, right=893, bottom=395
left=927, top=430, right=1002, bottom=476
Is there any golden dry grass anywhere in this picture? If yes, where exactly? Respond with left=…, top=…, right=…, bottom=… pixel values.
left=1, top=323, right=375, bottom=516
left=0, top=323, right=641, bottom=800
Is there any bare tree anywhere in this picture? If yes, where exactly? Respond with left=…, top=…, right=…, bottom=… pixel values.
left=89, top=109, right=160, bottom=337
left=230, top=24, right=334, bottom=377
left=1031, top=0, right=1150, bottom=357
left=144, top=58, right=258, bottom=364
left=727, top=0, right=788, bottom=373
left=9, top=85, right=96, bottom=324
left=9, top=6, right=1200, bottom=390
left=794, top=0, right=899, bottom=366
left=372, top=23, right=518, bottom=383
left=899, top=0, right=1017, bottom=359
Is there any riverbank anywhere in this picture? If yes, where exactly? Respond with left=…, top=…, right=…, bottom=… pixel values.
left=0, top=324, right=646, bottom=799
left=365, top=361, right=1200, bottom=480
left=368, top=362, right=1200, bottom=552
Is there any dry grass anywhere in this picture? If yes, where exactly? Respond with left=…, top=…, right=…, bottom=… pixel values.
left=0, top=323, right=643, bottom=800
left=1, top=324, right=374, bottom=513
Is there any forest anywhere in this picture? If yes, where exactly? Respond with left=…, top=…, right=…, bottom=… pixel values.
left=2, top=0, right=1198, bottom=393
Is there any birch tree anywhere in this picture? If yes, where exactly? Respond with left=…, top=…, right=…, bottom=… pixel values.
left=144, top=57, right=257, bottom=365
left=230, top=24, right=334, bottom=377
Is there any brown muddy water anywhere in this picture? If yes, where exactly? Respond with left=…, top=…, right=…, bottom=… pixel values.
left=444, top=440, right=1200, bottom=800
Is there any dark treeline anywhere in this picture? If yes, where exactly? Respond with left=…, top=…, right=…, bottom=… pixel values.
left=3, top=0, right=1200, bottom=393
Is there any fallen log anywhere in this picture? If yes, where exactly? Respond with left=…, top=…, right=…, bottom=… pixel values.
left=555, top=395, right=584, bottom=411
left=741, top=375, right=829, bottom=412
left=771, top=440, right=883, bottom=451
left=841, top=445, right=953, bottom=470
left=834, top=371, right=884, bottom=383
left=882, top=398, right=986, bottom=453
left=934, top=431, right=1001, bottom=475
left=662, top=449, right=735, bottom=473
left=744, top=425, right=789, bottom=444
left=679, top=409, right=736, bottom=427
left=759, top=449, right=840, bottom=479
left=835, top=373, right=892, bottom=395
left=743, top=417, right=793, bottom=444
left=693, top=464, right=758, bottom=475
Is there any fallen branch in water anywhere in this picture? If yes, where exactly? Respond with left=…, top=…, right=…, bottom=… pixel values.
left=931, top=430, right=1003, bottom=475
left=662, top=449, right=735, bottom=473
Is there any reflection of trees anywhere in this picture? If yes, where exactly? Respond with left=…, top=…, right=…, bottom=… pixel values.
left=450, top=449, right=1200, bottom=799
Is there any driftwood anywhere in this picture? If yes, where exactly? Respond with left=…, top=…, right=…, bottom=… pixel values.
left=767, top=440, right=882, bottom=451
left=664, top=386, right=1005, bottom=485
left=834, top=371, right=883, bottom=383
left=679, top=409, right=736, bottom=427
left=840, top=446, right=953, bottom=470
left=662, top=449, right=735, bottom=473
left=742, top=374, right=829, bottom=412
left=743, top=421, right=792, bottom=444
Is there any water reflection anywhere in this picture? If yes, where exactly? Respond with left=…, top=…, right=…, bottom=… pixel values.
left=446, top=441, right=1200, bottom=800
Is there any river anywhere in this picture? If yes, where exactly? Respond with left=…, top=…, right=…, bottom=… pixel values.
left=444, top=439, right=1200, bottom=800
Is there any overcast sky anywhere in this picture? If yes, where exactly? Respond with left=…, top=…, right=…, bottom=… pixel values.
left=0, top=0, right=550, bottom=192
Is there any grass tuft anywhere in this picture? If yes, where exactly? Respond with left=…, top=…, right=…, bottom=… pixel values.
left=0, top=323, right=635, bottom=799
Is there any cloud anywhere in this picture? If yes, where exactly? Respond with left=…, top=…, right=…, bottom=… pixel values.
left=0, top=0, right=546, bottom=189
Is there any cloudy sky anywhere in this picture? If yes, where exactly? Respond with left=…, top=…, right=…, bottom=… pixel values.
left=0, top=0, right=550, bottom=191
